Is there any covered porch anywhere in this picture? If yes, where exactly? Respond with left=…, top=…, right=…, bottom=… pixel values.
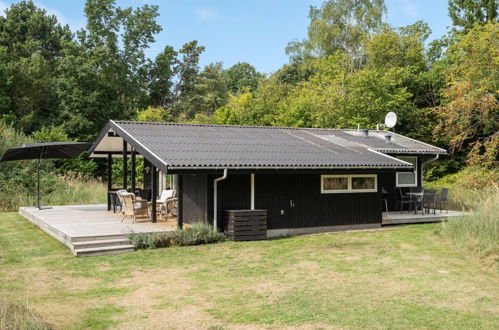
left=19, top=204, right=176, bottom=256
left=91, top=124, right=182, bottom=227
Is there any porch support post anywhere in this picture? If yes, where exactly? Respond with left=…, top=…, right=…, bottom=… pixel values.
left=250, top=173, right=255, bottom=210
left=177, top=175, right=183, bottom=229
left=131, top=148, right=136, bottom=193
left=122, top=140, right=128, bottom=190
left=151, top=165, right=157, bottom=223
left=107, top=153, right=112, bottom=211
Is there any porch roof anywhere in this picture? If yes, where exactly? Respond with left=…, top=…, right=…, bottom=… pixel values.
left=89, top=121, right=446, bottom=172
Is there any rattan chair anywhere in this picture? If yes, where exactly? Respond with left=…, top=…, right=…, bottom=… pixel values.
left=121, top=192, right=149, bottom=223
left=115, top=189, right=128, bottom=220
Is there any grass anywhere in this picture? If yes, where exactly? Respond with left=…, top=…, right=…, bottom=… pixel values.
left=1, top=213, right=498, bottom=329
left=439, top=185, right=499, bottom=260
left=0, top=177, right=107, bottom=212
left=0, top=300, right=53, bottom=329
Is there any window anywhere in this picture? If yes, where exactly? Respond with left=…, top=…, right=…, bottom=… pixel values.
left=321, top=174, right=377, bottom=193
left=396, top=156, right=417, bottom=187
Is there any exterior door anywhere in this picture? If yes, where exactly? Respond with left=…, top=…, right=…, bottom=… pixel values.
left=255, top=174, right=291, bottom=229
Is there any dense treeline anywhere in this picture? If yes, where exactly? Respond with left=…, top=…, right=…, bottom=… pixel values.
left=0, top=0, right=497, bottom=181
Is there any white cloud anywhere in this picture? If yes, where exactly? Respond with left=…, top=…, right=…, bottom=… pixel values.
left=194, top=7, right=221, bottom=21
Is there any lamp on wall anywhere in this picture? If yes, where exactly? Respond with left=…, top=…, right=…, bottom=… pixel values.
left=144, top=166, right=150, bottom=174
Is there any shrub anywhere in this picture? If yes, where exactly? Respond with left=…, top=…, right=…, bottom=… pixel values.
left=440, top=185, right=499, bottom=260
left=174, top=222, right=226, bottom=246
left=128, top=232, right=173, bottom=249
left=0, top=301, right=52, bottom=330
left=425, top=166, right=499, bottom=210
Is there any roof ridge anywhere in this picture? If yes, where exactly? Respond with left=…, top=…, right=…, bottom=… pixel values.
left=113, top=120, right=376, bottom=132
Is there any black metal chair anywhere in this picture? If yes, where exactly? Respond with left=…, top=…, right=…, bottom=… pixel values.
left=436, top=188, right=449, bottom=213
left=396, top=188, right=412, bottom=213
left=421, top=189, right=436, bottom=214
left=382, top=187, right=389, bottom=213
left=410, top=187, right=424, bottom=212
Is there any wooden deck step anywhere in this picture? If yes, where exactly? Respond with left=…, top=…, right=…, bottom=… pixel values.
left=72, top=238, right=131, bottom=250
left=71, top=234, right=128, bottom=243
left=72, top=244, right=135, bottom=257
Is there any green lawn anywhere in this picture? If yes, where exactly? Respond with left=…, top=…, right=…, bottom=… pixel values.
left=1, top=212, right=498, bottom=329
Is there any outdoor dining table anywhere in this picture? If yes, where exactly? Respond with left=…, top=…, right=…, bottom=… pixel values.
left=406, top=192, right=424, bottom=214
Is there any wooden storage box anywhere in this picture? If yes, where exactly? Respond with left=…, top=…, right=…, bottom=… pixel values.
left=224, top=210, right=267, bottom=241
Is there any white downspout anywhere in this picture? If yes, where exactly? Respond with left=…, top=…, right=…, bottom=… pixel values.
left=250, top=173, right=255, bottom=210
left=213, top=168, right=228, bottom=231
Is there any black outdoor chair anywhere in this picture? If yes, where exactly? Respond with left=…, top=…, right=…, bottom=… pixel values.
left=421, top=189, right=436, bottom=215
left=409, top=187, right=424, bottom=212
left=436, top=188, right=449, bottom=213
left=396, top=188, right=412, bottom=213
left=382, top=187, right=389, bottom=213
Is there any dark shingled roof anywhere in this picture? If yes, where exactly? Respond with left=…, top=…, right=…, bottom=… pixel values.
left=90, top=121, right=446, bottom=170
left=91, top=121, right=445, bottom=168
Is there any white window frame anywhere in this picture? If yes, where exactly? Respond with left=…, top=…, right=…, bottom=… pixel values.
left=396, top=156, right=418, bottom=187
left=321, top=174, right=378, bottom=194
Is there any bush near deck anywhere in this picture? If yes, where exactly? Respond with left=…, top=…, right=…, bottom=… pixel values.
left=1, top=212, right=498, bottom=329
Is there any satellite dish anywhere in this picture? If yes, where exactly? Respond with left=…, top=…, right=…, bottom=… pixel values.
left=385, top=112, right=397, bottom=128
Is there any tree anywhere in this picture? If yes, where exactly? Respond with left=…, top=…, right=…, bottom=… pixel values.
left=56, top=0, right=161, bottom=140
left=193, top=63, right=228, bottom=116
left=287, top=0, right=386, bottom=69
left=224, top=62, right=264, bottom=94
left=433, top=23, right=498, bottom=168
left=0, top=0, right=72, bottom=133
left=448, top=0, right=498, bottom=31
left=149, top=46, right=178, bottom=108
left=172, top=40, right=205, bottom=117
left=136, top=106, right=173, bottom=122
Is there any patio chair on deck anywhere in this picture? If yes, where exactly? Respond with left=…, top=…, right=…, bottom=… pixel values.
left=421, top=189, right=436, bottom=215
left=396, top=188, right=412, bottom=213
left=116, top=189, right=128, bottom=220
left=156, top=190, right=177, bottom=220
left=436, top=188, right=449, bottom=213
left=121, top=192, right=149, bottom=223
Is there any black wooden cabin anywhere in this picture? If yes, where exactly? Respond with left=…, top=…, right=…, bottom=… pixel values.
left=89, top=121, right=446, bottom=237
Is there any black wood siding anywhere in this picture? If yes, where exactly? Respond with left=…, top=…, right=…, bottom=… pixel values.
left=255, top=174, right=381, bottom=229
left=182, top=172, right=390, bottom=230
left=182, top=174, right=209, bottom=224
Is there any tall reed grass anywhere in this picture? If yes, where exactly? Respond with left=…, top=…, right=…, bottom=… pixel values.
left=0, top=176, right=107, bottom=212
left=440, top=185, right=499, bottom=259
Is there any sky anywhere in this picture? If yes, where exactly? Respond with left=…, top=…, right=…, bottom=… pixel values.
left=0, top=0, right=452, bottom=73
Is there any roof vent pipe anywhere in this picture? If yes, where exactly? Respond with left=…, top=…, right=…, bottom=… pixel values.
left=213, top=168, right=228, bottom=231
left=363, top=129, right=369, bottom=138
left=385, top=135, right=392, bottom=143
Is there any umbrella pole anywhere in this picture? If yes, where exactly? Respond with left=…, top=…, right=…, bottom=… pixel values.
left=37, top=156, right=41, bottom=209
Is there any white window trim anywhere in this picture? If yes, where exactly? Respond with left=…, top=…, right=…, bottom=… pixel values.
left=321, top=174, right=378, bottom=194
left=396, top=156, right=418, bottom=187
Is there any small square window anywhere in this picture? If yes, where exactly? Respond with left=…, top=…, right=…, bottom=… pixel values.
left=352, top=176, right=376, bottom=190
left=323, top=177, right=348, bottom=191
left=396, top=156, right=417, bottom=187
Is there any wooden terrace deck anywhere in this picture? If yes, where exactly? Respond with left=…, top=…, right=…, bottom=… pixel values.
left=19, top=204, right=175, bottom=256
left=382, top=210, right=465, bottom=225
